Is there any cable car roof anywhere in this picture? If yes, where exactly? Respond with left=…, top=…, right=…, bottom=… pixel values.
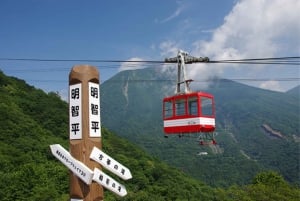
left=163, top=91, right=214, bottom=100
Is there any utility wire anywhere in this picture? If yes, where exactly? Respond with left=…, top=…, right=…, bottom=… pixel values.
left=211, top=56, right=300, bottom=62
left=0, top=56, right=299, bottom=65
left=208, top=61, right=299, bottom=65
left=1, top=56, right=299, bottom=84
left=26, top=78, right=300, bottom=83
left=0, top=58, right=165, bottom=63
left=210, top=56, right=300, bottom=65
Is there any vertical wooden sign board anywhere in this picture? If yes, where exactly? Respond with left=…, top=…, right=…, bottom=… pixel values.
left=69, top=65, right=103, bottom=201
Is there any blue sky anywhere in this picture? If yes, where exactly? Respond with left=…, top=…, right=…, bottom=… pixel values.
left=0, top=0, right=299, bottom=99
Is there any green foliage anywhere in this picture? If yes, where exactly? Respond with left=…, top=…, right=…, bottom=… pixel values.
left=252, top=171, right=286, bottom=186
left=0, top=71, right=68, bottom=200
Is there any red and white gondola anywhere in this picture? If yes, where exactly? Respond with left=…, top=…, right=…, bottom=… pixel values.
left=163, top=50, right=216, bottom=145
left=163, top=91, right=215, bottom=134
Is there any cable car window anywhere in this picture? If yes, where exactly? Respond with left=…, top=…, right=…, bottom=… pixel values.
left=201, top=97, right=213, bottom=116
left=188, top=97, right=198, bottom=116
left=164, top=100, right=173, bottom=118
left=175, top=98, right=185, bottom=116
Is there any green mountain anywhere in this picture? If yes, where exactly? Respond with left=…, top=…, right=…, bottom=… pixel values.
left=101, top=67, right=300, bottom=187
left=1, top=70, right=299, bottom=200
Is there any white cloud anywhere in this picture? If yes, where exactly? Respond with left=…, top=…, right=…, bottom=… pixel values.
left=159, top=41, right=180, bottom=58
left=195, top=0, right=300, bottom=59
left=158, top=41, right=181, bottom=76
left=160, top=0, right=300, bottom=91
left=158, top=1, right=185, bottom=23
left=259, top=80, right=283, bottom=92
left=118, top=57, right=145, bottom=72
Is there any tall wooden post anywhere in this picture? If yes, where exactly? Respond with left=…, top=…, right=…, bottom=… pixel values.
left=69, top=65, right=103, bottom=201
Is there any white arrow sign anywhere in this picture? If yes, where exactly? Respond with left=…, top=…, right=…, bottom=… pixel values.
left=50, top=144, right=94, bottom=185
left=90, top=147, right=132, bottom=180
left=93, top=168, right=127, bottom=197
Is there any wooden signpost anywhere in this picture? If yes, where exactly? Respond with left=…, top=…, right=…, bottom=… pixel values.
left=69, top=65, right=103, bottom=200
left=50, top=65, right=132, bottom=200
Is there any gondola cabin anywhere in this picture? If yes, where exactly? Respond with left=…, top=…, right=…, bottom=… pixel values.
left=163, top=92, right=215, bottom=134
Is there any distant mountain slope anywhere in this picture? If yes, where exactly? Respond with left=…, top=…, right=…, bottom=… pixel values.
left=286, top=85, right=300, bottom=98
left=101, top=67, right=300, bottom=187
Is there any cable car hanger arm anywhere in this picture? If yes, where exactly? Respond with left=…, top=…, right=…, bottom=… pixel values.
left=164, top=51, right=209, bottom=64
left=164, top=50, right=210, bottom=94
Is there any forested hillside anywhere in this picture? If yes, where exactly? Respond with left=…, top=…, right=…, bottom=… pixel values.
left=101, top=67, right=300, bottom=187
left=0, top=70, right=299, bottom=200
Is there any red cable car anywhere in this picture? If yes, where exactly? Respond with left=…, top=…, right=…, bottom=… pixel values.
left=163, top=91, right=215, bottom=134
left=163, top=50, right=216, bottom=145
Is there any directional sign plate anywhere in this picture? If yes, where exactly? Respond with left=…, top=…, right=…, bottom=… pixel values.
left=50, top=144, right=94, bottom=185
left=90, top=147, right=132, bottom=180
left=93, top=168, right=127, bottom=197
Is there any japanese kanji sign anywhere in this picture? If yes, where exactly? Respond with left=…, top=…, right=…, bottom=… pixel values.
left=50, top=144, right=94, bottom=185
left=93, top=168, right=127, bottom=197
left=69, top=83, right=82, bottom=140
left=50, top=144, right=131, bottom=197
left=90, top=146, right=132, bottom=180
left=89, top=82, right=101, bottom=137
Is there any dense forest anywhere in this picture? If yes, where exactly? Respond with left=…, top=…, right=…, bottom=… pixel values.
left=0, top=70, right=299, bottom=200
